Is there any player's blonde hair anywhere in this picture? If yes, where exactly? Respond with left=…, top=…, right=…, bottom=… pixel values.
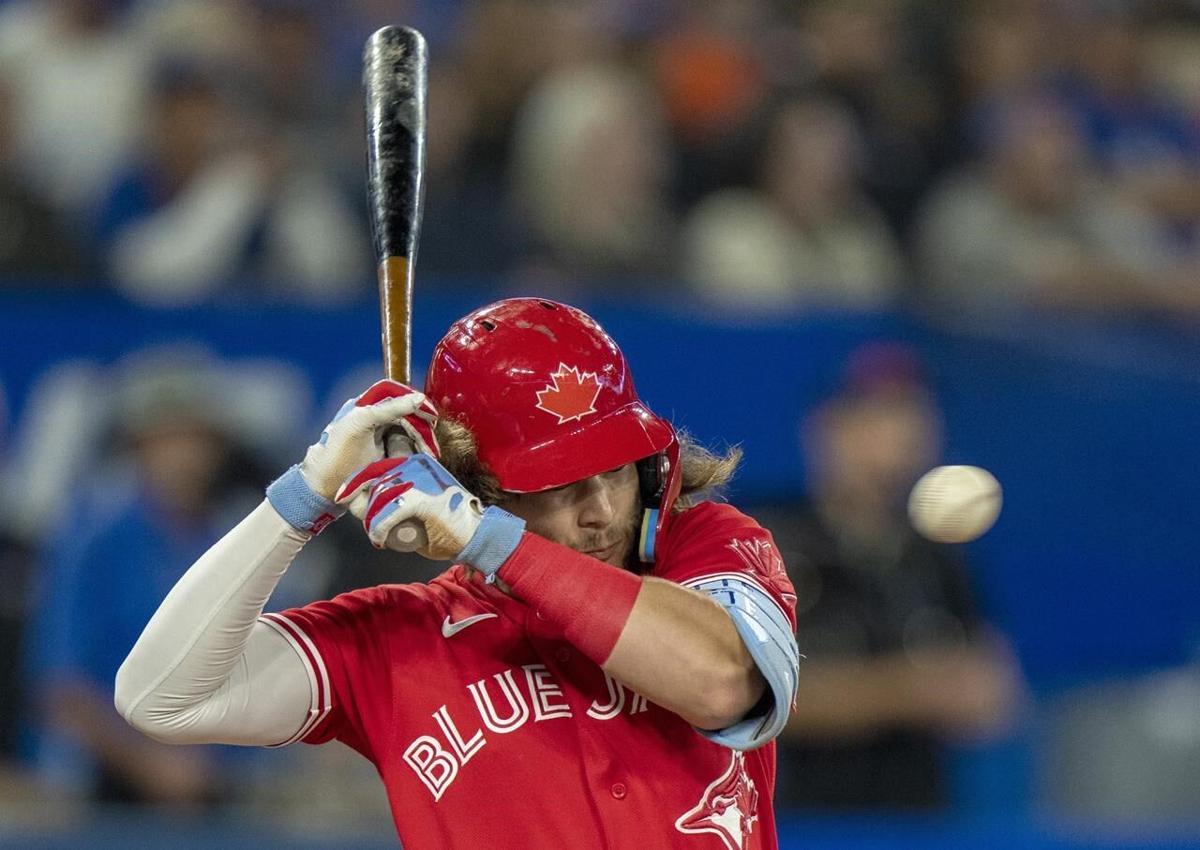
left=434, top=417, right=740, bottom=510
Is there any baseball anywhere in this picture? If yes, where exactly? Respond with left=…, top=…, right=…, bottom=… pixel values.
left=908, top=465, right=1003, bottom=543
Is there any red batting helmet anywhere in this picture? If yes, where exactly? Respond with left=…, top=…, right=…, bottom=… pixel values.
left=425, top=298, right=680, bottom=562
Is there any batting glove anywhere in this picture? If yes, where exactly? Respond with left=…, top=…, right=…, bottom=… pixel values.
left=336, top=455, right=525, bottom=569
left=267, top=380, right=438, bottom=534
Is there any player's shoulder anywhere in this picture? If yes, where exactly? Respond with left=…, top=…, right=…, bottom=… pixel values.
left=664, top=500, right=768, bottom=544
left=657, top=500, right=797, bottom=619
left=656, top=500, right=778, bottom=575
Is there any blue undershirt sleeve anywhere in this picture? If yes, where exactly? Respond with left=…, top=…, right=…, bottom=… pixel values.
left=685, top=575, right=801, bottom=751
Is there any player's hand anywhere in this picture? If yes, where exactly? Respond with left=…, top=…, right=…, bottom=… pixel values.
left=266, top=380, right=437, bottom=534
left=301, top=380, right=438, bottom=500
left=336, top=454, right=483, bottom=560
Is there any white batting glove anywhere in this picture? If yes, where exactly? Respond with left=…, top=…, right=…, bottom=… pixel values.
left=266, top=380, right=438, bottom=534
left=336, top=455, right=525, bottom=569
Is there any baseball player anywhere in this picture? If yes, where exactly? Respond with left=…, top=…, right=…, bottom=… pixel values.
left=116, top=298, right=799, bottom=849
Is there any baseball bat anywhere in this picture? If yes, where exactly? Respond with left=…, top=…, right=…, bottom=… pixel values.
left=363, top=25, right=428, bottom=549
left=363, top=25, right=427, bottom=384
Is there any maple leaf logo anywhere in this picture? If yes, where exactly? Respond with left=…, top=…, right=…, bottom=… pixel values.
left=535, top=363, right=602, bottom=424
left=726, top=538, right=787, bottom=581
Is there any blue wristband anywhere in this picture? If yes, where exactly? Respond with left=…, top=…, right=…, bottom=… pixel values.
left=266, top=464, right=344, bottom=534
left=457, top=506, right=526, bottom=579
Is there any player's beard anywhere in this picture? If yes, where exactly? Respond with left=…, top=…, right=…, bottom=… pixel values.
left=574, top=502, right=643, bottom=572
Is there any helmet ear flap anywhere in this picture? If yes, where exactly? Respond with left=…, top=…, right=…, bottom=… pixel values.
left=637, top=454, right=667, bottom=504
left=636, top=441, right=681, bottom=563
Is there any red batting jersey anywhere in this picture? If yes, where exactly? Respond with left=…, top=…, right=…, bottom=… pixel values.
left=261, top=501, right=797, bottom=850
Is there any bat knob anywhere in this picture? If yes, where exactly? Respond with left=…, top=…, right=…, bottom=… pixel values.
left=395, top=524, right=421, bottom=545
left=387, top=519, right=429, bottom=553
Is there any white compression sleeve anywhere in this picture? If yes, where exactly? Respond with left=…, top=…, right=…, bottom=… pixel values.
left=114, top=500, right=316, bottom=746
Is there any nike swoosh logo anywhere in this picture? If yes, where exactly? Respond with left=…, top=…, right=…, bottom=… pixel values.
left=441, top=613, right=498, bottom=638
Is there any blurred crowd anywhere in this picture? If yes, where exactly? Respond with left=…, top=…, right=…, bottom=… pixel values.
left=3, top=0, right=1200, bottom=839
left=0, top=348, right=423, bottom=828
left=0, top=0, right=1199, bottom=322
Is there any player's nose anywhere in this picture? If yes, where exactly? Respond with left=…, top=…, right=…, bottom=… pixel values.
left=576, top=476, right=616, bottom=529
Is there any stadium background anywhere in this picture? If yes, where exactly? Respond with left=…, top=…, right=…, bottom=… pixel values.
left=1, top=0, right=1199, bottom=847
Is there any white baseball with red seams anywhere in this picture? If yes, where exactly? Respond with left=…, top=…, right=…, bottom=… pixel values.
left=908, top=465, right=1003, bottom=544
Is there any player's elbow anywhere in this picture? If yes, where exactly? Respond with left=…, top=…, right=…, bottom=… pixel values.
left=114, top=660, right=153, bottom=736
left=113, top=659, right=137, bottom=723
left=114, top=690, right=191, bottom=744
left=114, top=658, right=174, bottom=742
left=688, top=665, right=767, bottom=731
left=121, top=710, right=172, bottom=743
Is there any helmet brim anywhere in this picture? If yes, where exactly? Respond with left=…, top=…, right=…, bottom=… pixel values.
left=486, top=401, right=675, bottom=494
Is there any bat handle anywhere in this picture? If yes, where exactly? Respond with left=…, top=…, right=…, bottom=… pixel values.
left=383, top=431, right=430, bottom=551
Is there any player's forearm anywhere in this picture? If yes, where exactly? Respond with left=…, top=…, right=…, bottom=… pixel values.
left=494, top=534, right=764, bottom=730
left=115, top=499, right=311, bottom=745
left=603, top=576, right=766, bottom=730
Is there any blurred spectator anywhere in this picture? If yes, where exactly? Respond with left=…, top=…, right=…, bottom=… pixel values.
left=751, top=342, right=1021, bottom=809
left=445, top=0, right=539, bottom=190
left=648, top=0, right=774, bottom=206
left=796, top=0, right=956, bottom=239
left=0, top=0, right=152, bottom=218
left=415, top=63, right=523, bottom=279
left=950, top=0, right=1063, bottom=105
left=510, top=62, right=678, bottom=293
left=238, top=1, right=353, bottom=173
left=421, top=2, right=624, bottom=281
left=96, top=56, right=368, bottom=305
left=682, top=94, right=905, bottom=312
left=0, top=530, right=32, bottom=761
left=1055, top=3, right=1200, bottom=252
left=456, top=0, right=608, bottom=181
left=21, top=353, right=290, bottom=806
left=0, top=378, right=42, bottom=814
left=134, top=0, right=352, bottom=164
left=0, top=378, right=31, bottom=761
left=915, top=89, right=1191, bottom=317
left=0, top=74, right=94, bottom=283
left=131, top=0, right=257, bottom=64
left=1141, top=5, right=1200, bottom=121
left=652, top=0, right=767, bottom=146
